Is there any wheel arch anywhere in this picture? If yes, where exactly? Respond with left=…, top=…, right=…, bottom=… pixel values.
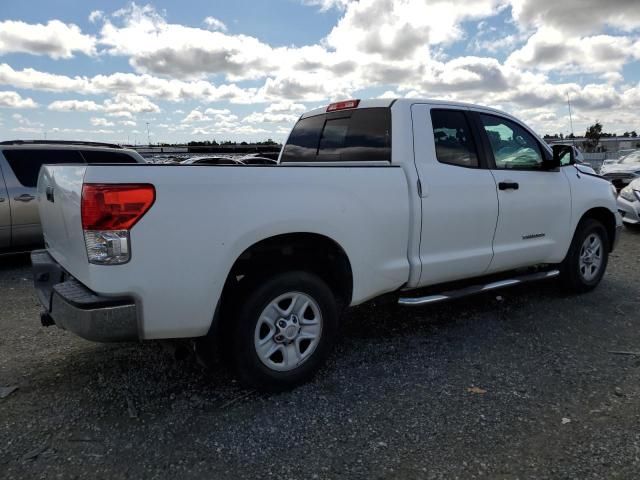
left=577, top=207, right=617, bottom=252
left=209, top=232, right=354, bottom=335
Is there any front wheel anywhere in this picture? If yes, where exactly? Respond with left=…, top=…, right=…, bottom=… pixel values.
left=559, top=218, right=609, bottom=293
left=230, top=271, right=338, bottom=392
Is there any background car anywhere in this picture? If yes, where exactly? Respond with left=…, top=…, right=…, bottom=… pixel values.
left=617, top=177, right=640, bottom=228
left=600, top=150, right=640, bottom=190
left=0, top=140, right=145, bottom=253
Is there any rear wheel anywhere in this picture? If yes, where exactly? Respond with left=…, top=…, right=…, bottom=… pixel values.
left=559, top=218, right=609, bottom=293
left=230, top=271, right=338, bottom=391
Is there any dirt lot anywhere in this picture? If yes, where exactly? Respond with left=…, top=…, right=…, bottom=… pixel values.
left=1, top=230, right=639, bottom=479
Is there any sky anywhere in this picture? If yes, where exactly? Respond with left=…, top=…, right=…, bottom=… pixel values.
left=1, top=0, right=640, bottom=144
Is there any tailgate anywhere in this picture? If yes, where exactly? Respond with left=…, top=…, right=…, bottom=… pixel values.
left=37, top=165, right=90, bottom=280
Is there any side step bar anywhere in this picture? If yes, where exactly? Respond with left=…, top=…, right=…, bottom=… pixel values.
left=398, top=269, right=560, bottom=306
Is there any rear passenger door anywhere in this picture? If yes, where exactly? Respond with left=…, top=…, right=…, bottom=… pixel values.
left=411, top=104, right=499, bottom=286
left=2, top=149, right=84, bottom=246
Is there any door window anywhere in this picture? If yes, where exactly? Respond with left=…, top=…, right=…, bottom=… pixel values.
left=430, top=109, right=479, bottom=168
left=479, top=114, right=543, bottom=170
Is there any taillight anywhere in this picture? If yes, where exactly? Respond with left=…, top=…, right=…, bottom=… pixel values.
left=327, top=99, right=360, bottom=112
left=81, top=184, right=155, bottom=265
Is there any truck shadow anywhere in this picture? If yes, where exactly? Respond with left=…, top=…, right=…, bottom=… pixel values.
left=0, top=252, right=31, bottom=270
left=11, top=273, right=635, bottom=432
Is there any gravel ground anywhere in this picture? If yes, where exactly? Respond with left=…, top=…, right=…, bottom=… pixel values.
left=1, top=229, right=639, bottom=479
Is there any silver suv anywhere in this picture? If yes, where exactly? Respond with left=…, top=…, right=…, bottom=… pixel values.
left=0, top=141, right=145, bottom=252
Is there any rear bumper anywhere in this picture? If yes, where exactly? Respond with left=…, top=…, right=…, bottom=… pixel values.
left=31, top=250, right=139, bottom=342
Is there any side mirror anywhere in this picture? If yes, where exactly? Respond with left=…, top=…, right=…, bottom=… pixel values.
left=548, top=145, right=573, bottom=169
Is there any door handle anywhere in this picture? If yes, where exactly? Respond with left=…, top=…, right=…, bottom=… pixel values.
left=14, top=194, right=36, bottom=202
left=498, top=182, right=519, bottom=190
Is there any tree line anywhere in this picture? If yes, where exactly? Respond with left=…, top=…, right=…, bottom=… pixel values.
left=544, top=122, right=640, bottom=152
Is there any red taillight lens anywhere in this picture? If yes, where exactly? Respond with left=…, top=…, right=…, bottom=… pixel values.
left=81, top=184, right=155, bottom=230
left=327, top=99, right=360, bottom=112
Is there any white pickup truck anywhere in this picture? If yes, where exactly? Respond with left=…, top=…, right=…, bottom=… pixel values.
left=32, top=98, right=622, bottom=391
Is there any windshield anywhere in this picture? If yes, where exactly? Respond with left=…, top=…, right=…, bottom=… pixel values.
left=620, top=151, right=640, bottom=164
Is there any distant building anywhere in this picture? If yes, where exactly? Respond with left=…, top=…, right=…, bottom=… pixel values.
left=546, top=136, right=640, bottom=153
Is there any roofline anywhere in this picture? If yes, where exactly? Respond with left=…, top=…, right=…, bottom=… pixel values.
left=299, top=97, right=516, bottom=120
left=0, top=140, right=123, bottom=149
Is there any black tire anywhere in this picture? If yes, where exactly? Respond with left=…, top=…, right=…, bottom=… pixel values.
left=229, top=271, right=338, bottom=392
left=559, top=218, right=609, bottom=293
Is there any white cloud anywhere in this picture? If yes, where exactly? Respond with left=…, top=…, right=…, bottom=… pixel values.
left=48, top=99, right=102, bottom=112
left=90, top=117, right=115, bottom=127
left=265, top=101, right=306, bottom=114
left=0, top=90, right=38, bottom=108
left=0, top=64, right=254, bottom=103
left=12, top=112, right=43, bottom=127
left=203, top=16, right=228, bottom=32
left=510, top=0, right=640, bottom=34
left=182, top=107, right=238, bottom=124
left=89, top=10, right=104, bottom=23
left=98, top=4, right=276, bottom=80
left=49, top=94, right=160, bottom=117
left=0, top=20, right=96, bottom=58
left=303, top=0, right=351, bottom=11
left=507, top=28, right=639, bottom=74
left=182, top=109, right=210, bottom=123
left=243, top=112, right=300, bottom=124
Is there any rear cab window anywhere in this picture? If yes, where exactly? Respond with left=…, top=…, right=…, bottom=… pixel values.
left=281, top=108, right=391, bottom=163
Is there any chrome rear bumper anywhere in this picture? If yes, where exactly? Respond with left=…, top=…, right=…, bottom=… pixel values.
left=31, top=250, right=138, bottom=342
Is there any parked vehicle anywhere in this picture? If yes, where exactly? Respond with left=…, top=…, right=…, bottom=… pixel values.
left=31, top=99, right=622, bottom=391
left=617, top=177, right=640, bottom=228
left=0, top=141, right=145, bottom=252
left=180, top=156, right=244, bottom=166
left=600, top=150, right=640, bottom=190
left=180, top=155, right=277, bottom=166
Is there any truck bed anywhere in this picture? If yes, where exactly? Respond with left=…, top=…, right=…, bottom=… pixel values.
left=37, top=164, right=411, bottom=338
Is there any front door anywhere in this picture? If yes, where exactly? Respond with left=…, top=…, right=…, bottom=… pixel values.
left=412, top=104, right=499, bottom=286
left=472, top=111, right=572, bottom=272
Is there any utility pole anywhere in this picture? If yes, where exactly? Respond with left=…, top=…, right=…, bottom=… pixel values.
left=146, top=122, right=151, bottom=146
left=567, top=93, right=575, bottom=145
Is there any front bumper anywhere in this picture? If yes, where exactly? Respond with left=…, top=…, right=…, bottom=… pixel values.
left=617, top=196, right=640, bottom=225
left=31, top=250, right=138, bottom=342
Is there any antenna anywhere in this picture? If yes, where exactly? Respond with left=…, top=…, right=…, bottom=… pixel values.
left=567, top=93, right=575, bottom=146
left=146, top=122, right=151, bottom=146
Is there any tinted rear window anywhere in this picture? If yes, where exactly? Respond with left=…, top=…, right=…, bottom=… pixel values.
left=80, top=150, right=139, bottom=164
left=281, top=108, right=391, bottom=163
left=3, top=149, right=84, bottom=187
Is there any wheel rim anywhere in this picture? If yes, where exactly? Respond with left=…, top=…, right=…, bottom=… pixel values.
left=579, top=232, right=603, bottom=282
left=253, top=291, right=323, bottom=372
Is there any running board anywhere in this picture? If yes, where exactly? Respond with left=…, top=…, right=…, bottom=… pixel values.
left=397, top=269, right=560, bottom=306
